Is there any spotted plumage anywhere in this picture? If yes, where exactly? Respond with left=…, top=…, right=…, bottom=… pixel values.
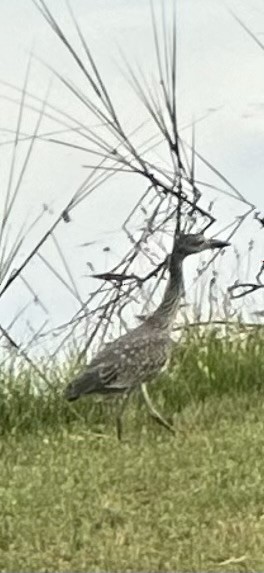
left=65, top=233, right=230, bottom=438
left=66, top=326, right=172, bottom=399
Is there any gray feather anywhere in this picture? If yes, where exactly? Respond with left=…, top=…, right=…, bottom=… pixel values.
left=64, top=364, right=120, bottom=401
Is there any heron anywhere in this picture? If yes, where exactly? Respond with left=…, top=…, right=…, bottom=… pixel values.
left=65, top=232, right=230, bottom=439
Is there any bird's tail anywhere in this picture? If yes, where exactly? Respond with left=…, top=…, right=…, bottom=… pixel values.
left=64, top=369, right=102, bottom=401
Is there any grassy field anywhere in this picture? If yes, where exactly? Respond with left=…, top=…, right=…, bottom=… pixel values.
left=1, top=329, right=264, bottom=572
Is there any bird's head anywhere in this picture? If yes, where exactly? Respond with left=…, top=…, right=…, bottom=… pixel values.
left=172, top=232, right=230, bottom=258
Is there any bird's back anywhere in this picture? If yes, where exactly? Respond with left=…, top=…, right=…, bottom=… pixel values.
left=65, top=323, right=172, bottom=400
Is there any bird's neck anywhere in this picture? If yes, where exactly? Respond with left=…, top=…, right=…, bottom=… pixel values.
left=145, top=256, right=184, bottom=331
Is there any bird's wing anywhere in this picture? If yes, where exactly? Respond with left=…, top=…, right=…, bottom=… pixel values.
left=65, top=355, right=121, bottom=400
left=88, top=342, right=127, bottom=390
left=66, top=329, right=170, bottom=400
left=92, top=330, right=169, bottom=387
left=97, top=360, right=119, bottom=387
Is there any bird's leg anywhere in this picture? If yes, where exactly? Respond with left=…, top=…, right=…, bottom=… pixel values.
left=141, top=383, right=175, bottom=435
left=116, top=390, right=132, bottom=441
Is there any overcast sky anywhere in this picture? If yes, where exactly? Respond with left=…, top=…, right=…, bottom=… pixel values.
left=0, top=0, right=264, bottom=353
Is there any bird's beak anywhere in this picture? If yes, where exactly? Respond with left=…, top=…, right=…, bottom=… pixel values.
left=206, top=238, right=231, bottom=250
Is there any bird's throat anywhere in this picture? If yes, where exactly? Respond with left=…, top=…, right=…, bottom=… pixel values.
left=145, top=258, right=184, bottom=331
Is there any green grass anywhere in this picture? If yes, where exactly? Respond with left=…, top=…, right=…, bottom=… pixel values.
left=1, top=329, right=264, bottom=572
